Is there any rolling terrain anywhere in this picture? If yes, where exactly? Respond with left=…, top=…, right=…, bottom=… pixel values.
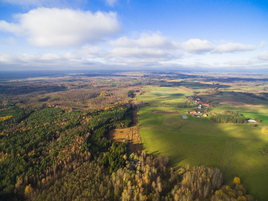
left=138, top=85, right=268, bottom=200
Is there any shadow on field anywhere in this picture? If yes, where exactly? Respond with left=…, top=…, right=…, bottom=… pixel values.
left=152, top=93, right=184, bottom=97
left=138, top=106, right=268, bottom=200
left=148, top=150, right=160, bottom=155
left=168, top=154, right=187, bottom=166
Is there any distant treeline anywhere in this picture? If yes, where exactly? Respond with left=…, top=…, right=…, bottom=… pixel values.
left=243, top=92, right=267, bottom=101
left=205, top=77, right=268, bottom=83
left=0, top=84, right=67, bottom=95
left=210, top=111, right=246, bottom=123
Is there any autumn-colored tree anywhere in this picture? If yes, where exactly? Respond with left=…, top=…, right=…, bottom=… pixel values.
left=237, top=195, right=247, bottom=201
left=24, top=184, right=33, bottom=195
left=100, top=91, right=109, bottom=97
left=0, top=116, right=13, bottom=122
left=234, top=177, right=241, bottom=184
left=261, top=126, right=268, bottom=135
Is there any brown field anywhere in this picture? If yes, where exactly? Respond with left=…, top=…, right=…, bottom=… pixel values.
left=108, top=126, right=141, bottom=153
left=151, top=110, right=180, bottom=114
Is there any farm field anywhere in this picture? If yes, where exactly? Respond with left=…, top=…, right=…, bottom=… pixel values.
left=138, top=86, right=268, bottom=201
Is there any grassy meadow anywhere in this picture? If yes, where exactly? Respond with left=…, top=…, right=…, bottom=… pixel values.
left=138, top=86, right=268, bottom=201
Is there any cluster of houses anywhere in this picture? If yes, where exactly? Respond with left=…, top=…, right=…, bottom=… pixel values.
left=185, top=111, right=216, bottom=118
left=185, top=110, right=209, bottom=117
left=185, top=96, right=212, bottom=109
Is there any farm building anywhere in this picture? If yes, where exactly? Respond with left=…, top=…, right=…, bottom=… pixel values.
left=182, top=115, right=188, bottom=119
left=247, top=120, right=257, bottom=123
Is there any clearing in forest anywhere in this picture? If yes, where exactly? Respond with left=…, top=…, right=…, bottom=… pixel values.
left=108, top=93, right=142, bottom=153
left=108, top=126, right=141, bottom=153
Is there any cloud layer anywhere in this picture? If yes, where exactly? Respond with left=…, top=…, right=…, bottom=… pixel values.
left=110, top=33, right=176, bottom=49
left=258, top=52, right=268, bottom=60
left=0, top=8, right=121, bottom=48
left=213, top=43, right=255, bottom=53
left=180, top=39, right=256, bottom=54
left=0, top=4, right=263, bottom=71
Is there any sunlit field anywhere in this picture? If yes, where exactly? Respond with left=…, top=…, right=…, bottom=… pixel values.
left=138, top=86, right=268, bottom=200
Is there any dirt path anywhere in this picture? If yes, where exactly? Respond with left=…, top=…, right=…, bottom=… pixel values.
left=108, top=89, right=142, bottom=153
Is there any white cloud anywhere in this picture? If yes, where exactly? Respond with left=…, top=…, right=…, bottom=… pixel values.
left=106, top=33, right=181, bottom=61
left=106, top=0, right=118, bottom=6
left=0, top=54, right=17, bottom=63
left=213, top=43, right=255, bottom=53
left=0, top=23, right=263, bottom=71
left=0, top=8, right=121, bottom=48
left=107, top=47, right=176, bottom=59
left=181, top=39, right=214, bottom=53
left=224, top=60, right=253, bottom=66
left=179, top=39, right=256, bottom=54
left=260, top=41, right=266, bottom=48
left=110, top=33, right=176, bottom=49
left=257, top=52, right=268, bottom=60
left=0, top=21, right=22, bottom=33
left=0, top=53, right=37, bottom=64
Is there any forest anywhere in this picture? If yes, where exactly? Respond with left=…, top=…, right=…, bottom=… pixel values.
left=0, top=103, right=133, bottom=200
left=210, top=111, right=247, bottom=124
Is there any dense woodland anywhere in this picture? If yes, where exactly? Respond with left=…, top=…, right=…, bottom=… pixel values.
left=0, top=73, right=260, bottom=201
left=0, top=104, right=133, bottom=200
left=210, top=111, right=247, bottom=124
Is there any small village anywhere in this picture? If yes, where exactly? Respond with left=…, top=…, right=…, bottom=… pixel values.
left=184, top=96, right=215, bottom=117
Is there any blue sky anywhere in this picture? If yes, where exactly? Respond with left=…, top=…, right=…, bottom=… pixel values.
left=0, top=0, right=267, bottom=71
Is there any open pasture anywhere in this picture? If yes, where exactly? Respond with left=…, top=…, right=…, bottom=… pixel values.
left=137, top=86, right=191, bottom=105
left=151, top=110, right=180, bottom=114
left=138, top=86, right=268, bottom=200
left=201, top=92, right=268, bottom=125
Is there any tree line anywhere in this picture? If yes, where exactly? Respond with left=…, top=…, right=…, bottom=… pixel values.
left=210, top=111, right=246, bottom=123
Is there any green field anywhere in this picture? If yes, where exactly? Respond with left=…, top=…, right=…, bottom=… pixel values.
left=138, top=86, right=268, bottom=201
